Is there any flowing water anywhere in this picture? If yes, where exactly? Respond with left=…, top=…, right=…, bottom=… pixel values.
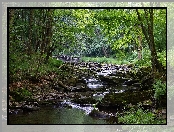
left=8, top=76, right=111, bottom=124
left=9, top=64, right=141, bottom=124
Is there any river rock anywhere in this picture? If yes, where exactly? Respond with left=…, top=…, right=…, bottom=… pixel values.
left=141, top=75, right=154, bottom=90
left=21, top=102, right=40, bottom=112
left=141, top=99, right=153, bottom=110
left=123, top=79, right=139, bottom=86
left=98, top=75, right=120, bottom=85
left=89, top=109, right=110, bottom=119
left=97, top=90, right=154, bottom=112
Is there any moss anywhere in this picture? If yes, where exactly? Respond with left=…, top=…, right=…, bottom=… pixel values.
left=10, top=87, right=32, bottom=102
left=100, top=90, right=154, bottom=107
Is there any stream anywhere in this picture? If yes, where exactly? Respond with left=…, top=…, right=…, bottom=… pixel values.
left=9, top=61, right=162, bottom=124
left=8, top=106, right=107, bottom=124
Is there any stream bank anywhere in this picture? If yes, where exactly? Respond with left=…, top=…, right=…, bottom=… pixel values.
left=8, top=61, right=166, bottom=124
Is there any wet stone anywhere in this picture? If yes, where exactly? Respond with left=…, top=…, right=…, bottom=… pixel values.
left=89, top=109, right=111, bottom=119
left=98, top=90, right=154, bottom=111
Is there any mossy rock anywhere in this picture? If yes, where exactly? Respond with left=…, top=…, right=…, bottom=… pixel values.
left=99, top=75, right=121, bottom=84
left=99, top=90, right=154, bottom=108
left=89, top=109, right=110, bottom=119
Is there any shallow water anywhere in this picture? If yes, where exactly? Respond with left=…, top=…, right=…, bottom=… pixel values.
left=9, top=106, right=107, bottom=124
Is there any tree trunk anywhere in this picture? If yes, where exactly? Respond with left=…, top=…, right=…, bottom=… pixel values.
left=148, top=9, right=163, bottom=72
left=45, top=9, right=54, bottom=62
left=28, top=9, right=34, bottom=55
left=136, top=9, right=163, bottom=73
left=137, top=26, right=142, bottom=60
left=102, top=46, right=108, bottom=57
left=138, top=36, right=142, bottom=60
left=41, top=9, right=47, bottom=55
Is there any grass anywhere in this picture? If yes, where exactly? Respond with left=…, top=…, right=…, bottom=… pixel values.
left=118, top=107, right=166, bottom=124
left=82, top=56, right=130, bottom=65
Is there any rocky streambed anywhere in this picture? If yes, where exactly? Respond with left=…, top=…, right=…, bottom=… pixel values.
left=8, top=61, right=166, bottom=124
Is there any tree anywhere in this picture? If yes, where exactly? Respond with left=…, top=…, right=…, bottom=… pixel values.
left=90, top=8, right=165, bottom=72
left=136, top=9, right=164, bottom=73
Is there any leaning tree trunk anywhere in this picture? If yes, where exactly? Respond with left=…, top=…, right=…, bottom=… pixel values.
left=136, top=9, right=163, bottom=73
left=148, top=9, right=163, bottom=73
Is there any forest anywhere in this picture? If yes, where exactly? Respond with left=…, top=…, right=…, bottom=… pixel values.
left=8, top=8, right=167, bottom=124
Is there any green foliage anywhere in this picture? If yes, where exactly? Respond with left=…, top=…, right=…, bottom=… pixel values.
left=118, top=107, right=166, bottom=124
left=10, top=88, right=32, bottom=102
left=126, top=51, right=137, bottom=62
left=48, top=57, right=63, bottom=67
left=157, top=50, right=166, bottom=67
left=153, top=79, right=166, bottom=100
left=134, top=59, right=151, bottom=68
left=82, top=57, right=129, bottom=65
left=154, top=9, right=166, bottom=52
left=9, top=51, right=63, bottom=83
left=133, top=48, right=151, bottom=67
left=114, top=50, right=138, bottom=64
left=9, top=8, right=166, bottom=84
left=9, top=52, right=30, bottom=82
left=130, top=47, right=166, bottom=69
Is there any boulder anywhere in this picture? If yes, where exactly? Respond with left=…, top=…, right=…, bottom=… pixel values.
left=97, top=90, right=154, bottom=111
left=89, top=109, right=110, bottom=119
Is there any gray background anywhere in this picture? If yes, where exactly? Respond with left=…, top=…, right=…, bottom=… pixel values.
left=2, top=1, right=172, bottom=132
